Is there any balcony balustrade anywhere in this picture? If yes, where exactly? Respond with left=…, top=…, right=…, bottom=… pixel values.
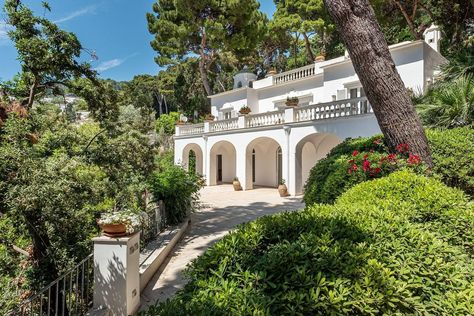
left=273, top=64, right=316, bottom=85
left=175, top=97, right=372, bottom=137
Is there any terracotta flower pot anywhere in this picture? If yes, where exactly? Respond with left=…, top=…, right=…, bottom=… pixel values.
left=233, top=180, right=242, bottom=191
left=100, top=223, right=127, bottom=237
left=239, top=108, right=251, bottom=115
left=285, top=99, right=299, bottom=107
left=278, top=184, right=289, bottom=197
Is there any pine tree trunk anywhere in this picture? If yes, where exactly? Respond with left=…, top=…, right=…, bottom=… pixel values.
left=198, top=58, right=213, bottom=96
left=324, top=0, right=433, bottom=166
left=302, top=32, right=315, bottom=63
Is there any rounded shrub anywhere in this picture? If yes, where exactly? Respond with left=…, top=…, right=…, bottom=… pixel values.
left=304, top=127, right=474, bottom=205
left=143, top=171, right=474, bottom=315
left=427, top=127, right=474, bottom=197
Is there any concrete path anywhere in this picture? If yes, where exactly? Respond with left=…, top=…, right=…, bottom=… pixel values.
left=140, top=185, right=304, bottom=309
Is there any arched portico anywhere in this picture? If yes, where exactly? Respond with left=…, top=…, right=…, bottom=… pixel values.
left=209, top=141, right=236, bottom=185
left=295, top=133, right=341, bottom=195
left=182, top=143, right=204, bottom=175
left=245, top=137, right=283, bottom=190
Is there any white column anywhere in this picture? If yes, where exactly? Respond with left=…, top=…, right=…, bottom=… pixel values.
left=92, top=233, right=140, bottom=316
left=283, top=126, right=292, bottom=194
left=203, top=136, right=211, bottom=186
left=236, top=145, right=247, bottom=190
left=204, top=122, right=210, bottom=133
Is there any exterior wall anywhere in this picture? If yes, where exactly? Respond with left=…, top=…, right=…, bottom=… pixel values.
left=174, top=114, right=380, bottom=195
left=257, top=76, right=324, bottom=112
left=423, top=42, right=447, bottom=91
left=210, top=88, right=248, bottom=119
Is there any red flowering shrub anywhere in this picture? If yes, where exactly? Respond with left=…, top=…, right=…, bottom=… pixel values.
left=347, top=141, right=425, bottom=182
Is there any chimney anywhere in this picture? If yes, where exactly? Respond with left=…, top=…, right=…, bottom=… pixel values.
left=423, top=24, right=441, bottom=52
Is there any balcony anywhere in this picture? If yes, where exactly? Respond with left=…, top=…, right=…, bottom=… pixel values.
left=272, top=64, right=316, bottom=85
left=175, top=97, right=372, bottom=137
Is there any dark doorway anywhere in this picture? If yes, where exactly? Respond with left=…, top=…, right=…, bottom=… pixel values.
left=217, top=154, right=223, bottom=183
left=252, top=149, right=256, bottom=183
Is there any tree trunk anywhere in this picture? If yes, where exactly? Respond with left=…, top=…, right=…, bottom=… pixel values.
left=198, top=56, right=213, bottom=96
left=392, top=0, right=421, bottom=39
left=324, top=0, right=433, bottom=166
left=302, top=32, right=315, bottom=63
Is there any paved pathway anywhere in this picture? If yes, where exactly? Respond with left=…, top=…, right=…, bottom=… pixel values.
left=140, top=185, right=304, bottom=309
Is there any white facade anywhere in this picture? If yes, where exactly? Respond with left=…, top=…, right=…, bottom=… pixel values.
left=174, top=34, right=445, bottom=196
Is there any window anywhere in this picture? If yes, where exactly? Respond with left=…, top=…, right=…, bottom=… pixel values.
left=224, top=112, right=232, bottom=120
left=237, top=81, right=243, bottom=88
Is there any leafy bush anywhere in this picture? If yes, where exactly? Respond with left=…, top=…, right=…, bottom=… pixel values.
left=142, top=171, right=474, bottom=315
left=304, top=127, right=474, bottom=205
left=415, top=75, right=474, bottom=128
left=427, top=127, right=474, bottom=197
left=149, top=165, right=203, bottom=225
left=303, top=135, right=387, bottom=205
left=155, top=112, right=180, bottom=135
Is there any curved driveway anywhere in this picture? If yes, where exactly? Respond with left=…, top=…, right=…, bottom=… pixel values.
left=140, top=185, right=304, bottom=309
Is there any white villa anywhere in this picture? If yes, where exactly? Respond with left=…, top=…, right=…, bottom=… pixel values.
left=174, top=25, right=445, bottom=196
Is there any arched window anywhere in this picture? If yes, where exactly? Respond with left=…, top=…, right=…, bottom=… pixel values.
left=237, top=81, right=243, bottom=88
left=276, top=146, right=282, bottom=184
left=189, top=150, right=196, bottom=174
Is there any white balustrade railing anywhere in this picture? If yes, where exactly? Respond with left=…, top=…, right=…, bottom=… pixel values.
left=175, top=98, right=372, bottom=136
left=246, top=110, right=285, bottom=128
left=273, top=64, right=316, bottom=85
left=209, top=118, right=238, bottom=132
left=296, top=97, right=372, bottom=122
left=179, top=123, right=204, bottom=136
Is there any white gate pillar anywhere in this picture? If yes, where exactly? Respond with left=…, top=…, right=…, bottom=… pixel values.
left=92, top=233, right=140, bottom=316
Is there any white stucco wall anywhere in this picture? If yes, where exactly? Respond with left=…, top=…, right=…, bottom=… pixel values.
left=175, top=114, right=381, bottom=195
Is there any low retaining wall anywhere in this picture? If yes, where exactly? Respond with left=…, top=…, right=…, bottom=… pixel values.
left=139, top=218, right=191, bottom=291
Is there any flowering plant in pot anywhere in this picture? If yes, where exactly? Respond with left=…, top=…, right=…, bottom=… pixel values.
left=233, top=177, right=242, bottom=191
left=239, top=106, right=251, bottom=115
left=97, top=210, right=144, bottom=237
left=285, top=97, right=299, bottom=107
left=205, top=113, right=215, bottom=122
left=278, top=179, right=289, bottom=197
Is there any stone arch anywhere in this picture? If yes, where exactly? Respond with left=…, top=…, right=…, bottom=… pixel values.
left=182, top=143, right=203, bottom=175
left=295, top=133, right=342, bottom=195
left=245, top=137, right=283, bottom=190
left=209, top=140, right=236, bottom=185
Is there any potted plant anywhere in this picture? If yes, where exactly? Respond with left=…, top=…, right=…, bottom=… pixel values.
left=205, top=113, right=215, bottom=122
left=233, top=177, right=242, bottom=191
left=239, top=106, right=251, bottom=115
left=176, top=120, right=186, bottom=125
left=97, top=210, right=143, bottom=237
left=278, top=179, right=289, bottom=197
left=285, top=97, right=299, bottom=107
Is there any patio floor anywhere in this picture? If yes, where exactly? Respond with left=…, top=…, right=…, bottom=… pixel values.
left=139, top=184, right=305, bottom=310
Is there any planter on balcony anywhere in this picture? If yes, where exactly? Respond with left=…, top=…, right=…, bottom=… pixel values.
left=176, top=120, right=186, bottom=125
left=205, top=114, right=215, bottom=122
left=285, top=97, right=299, bottom=107
left=239, top=106, right=251, bottom=115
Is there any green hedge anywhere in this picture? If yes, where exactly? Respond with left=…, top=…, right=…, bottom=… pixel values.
left=142, top=171, right=474, bottom=315
left=304, top=127, right=474, bottom=205
left=427, top=127, right=474, bottom=197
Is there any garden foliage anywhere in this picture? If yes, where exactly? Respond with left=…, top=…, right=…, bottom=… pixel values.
left=304, top=127, right=474, bottom=205
left=143, top=171, right=474, bottom=315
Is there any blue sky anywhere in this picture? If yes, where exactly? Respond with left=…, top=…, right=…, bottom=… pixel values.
left=0, top=0, right=276, bottom=82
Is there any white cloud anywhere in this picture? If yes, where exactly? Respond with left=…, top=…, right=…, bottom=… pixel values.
left=94, top=58, right=125, bottom=72
left=54, top=5, right=96, bottom=24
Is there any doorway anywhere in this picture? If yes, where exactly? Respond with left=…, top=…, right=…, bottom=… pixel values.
left=217, top=154, right=223, bottom=183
